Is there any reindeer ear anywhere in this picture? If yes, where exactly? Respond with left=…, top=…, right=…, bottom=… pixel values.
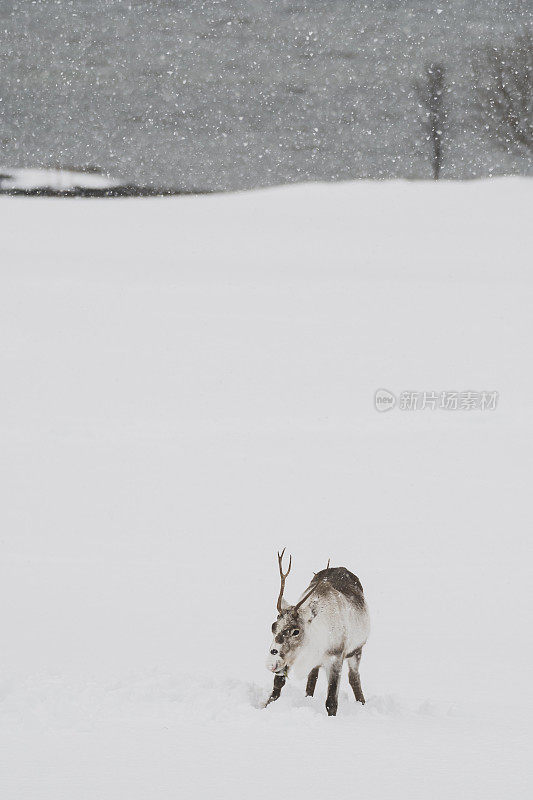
left=280, top=598, right=291, bottom=611
left=307, top=601, right=318, bottom=622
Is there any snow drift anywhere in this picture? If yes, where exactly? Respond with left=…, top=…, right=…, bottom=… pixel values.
left=0, top=167, right=120, bottom=192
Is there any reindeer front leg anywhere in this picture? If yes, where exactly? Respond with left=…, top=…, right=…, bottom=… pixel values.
left=265, top=673, right=286, bottom=706
left=325, top=658, right=342, bottom=716
left=306, top=667, right=320, bottom=697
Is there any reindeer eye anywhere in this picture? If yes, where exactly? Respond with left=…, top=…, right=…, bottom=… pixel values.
left=292, top=629, right=300, bottom=636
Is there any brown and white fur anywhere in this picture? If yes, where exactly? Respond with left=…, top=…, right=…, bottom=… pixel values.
left=265, top=559, right=370, bottom=716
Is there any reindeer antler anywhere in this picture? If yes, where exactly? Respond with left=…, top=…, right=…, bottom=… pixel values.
left=294, top=578, right=327, bottom=611
left=276, top=548, right=292, bottom=613
left=294, top=580, right=323, bottom=611
left=294, top=560, right=330, bottom=611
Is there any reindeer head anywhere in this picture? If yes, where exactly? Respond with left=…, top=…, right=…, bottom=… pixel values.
left=265, top=549, right=323, bottom=675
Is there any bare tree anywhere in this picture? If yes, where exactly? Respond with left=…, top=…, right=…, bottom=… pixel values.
left=473, top=32, right=533, bottom=155
left=415, top=63, right=447, bottom=180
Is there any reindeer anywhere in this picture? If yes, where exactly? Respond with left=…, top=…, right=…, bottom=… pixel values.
left=265, top=550, right=370, bottom=716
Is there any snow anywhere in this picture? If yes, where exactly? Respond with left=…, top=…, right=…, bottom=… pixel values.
left=1, top=179, right=532, bottom=798
left=3, top=0, right=531, bottom=188
left=0, top=168, right=120, bottom=191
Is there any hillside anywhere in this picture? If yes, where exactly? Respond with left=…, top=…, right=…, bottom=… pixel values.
left=1, top=0, right=531, bottom=189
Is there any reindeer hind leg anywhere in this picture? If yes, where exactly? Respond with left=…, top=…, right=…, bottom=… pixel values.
left=347, top=647, right=365, bottom=705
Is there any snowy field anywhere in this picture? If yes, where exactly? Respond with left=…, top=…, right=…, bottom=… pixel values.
left=1, top=180, right=532, bottom=799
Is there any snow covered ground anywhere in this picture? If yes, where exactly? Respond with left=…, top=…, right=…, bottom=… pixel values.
left=1, top=180, right=532, bottom=799
left=0, top=168, right=120, bottom=192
